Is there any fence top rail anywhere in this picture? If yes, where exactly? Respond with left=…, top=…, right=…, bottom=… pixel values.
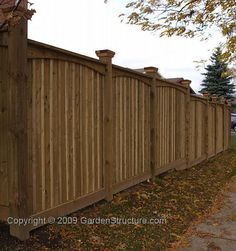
left=112, top=64, right=152, bottom=84
left=28, top=39, right=106, bottom=66
left=190, top=94, right=206, bottom=100
left=156, top=77, right=189, bottom=93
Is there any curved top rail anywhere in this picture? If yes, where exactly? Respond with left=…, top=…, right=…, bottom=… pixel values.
left=28, top=40, right=106, bottom=75
left=156, top=78, right=188, bottom=94
left=112, top=64, right=152, bottom=86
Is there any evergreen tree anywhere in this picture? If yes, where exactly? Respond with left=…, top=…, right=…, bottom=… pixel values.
left=200, top=47, right=235, bottom=100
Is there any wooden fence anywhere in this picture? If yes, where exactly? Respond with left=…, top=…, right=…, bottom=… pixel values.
left=0, top=35, right=231, bottom=240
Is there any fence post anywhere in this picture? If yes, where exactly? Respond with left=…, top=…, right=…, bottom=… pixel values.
left=203, top=92, right=209, bottom=159
left=211, top=94, right=217, bottom=154
left=7, top=4, right=29, bottom=240
left=180, top=80, right=191, bottom=168
left=95, top=50, right=115, bottom=201
left=144, top=67, right=158, bottom=180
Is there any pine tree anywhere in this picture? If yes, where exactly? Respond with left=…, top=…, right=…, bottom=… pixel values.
left=200, top=47, right=235, bottom=100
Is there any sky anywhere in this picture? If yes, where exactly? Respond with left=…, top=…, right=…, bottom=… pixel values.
left=28, top=0, right=222, bottom=93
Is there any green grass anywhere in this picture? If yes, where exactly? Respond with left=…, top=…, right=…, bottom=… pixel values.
left=231, top=132, right=236, bottom=148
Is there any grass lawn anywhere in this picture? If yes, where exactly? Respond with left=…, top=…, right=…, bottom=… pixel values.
left=1, top=136, right=236, bottom=250
left=231, top=132, right=236, bottom=147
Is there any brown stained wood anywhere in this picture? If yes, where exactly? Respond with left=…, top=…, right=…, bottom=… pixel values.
left=164, top=89, right=167, bottom=165
left=137, top=83, right=142, bottom=174
left=136, top=82, right=140, bottom=175
left=40, top=60, right=46, bottom=211
left=182, top=95, right=186, bottom=159
left=140, top=85, right=145, bottom=172
left=208, top=106, right=213, bottom=156
left=114, top=78, right=119, bottom=184
left=64, top=62, right=69, bottom=200
left=191, top=102, right=196, bottom=162
left=124, top=78, right=129, bottom=181
left=49, top=60, right=54, bottom=207
left=96, top=72, right=101, bottom=190
left=214, top=104, right=217, bottom=155
left=96, top=50, right=115, bottom=201
left=175, top=91, right=179, bottom=161
left=91, top=70, right=95, bottom=193
left=60, top=62, right=67, bottom=203
left=7, top=16, right=30, bottom=239
left=68, top=63, right=73, bottom=200
left=34, top=60, right=42, bottom=212
left=64, top=62, right=69, bottom=201
left=156, top=88, right=160, bottom=168
left=0, top=41, right=9, bottom=208
left=31, top=60, right=36, bottom=212
left=93, top=72, right=99, bottom=190
left=112, top=66, right=151, bottom=86
left=28, top=40, right=106, bottom=75
left=169, top=89, right=173, bottom=163
left=166, top=89, right=170, bottom=161
left=135, top=81, right=139, bottom=176
left=87, top=69, right=92, bottom=194
left=195, top=102, right=198, bottom=159
left=123, top=77, right=126, bottom=181
left=81, top=65, right=87, bottom=195
left=0, top=206, right=9, bottom=220
left=99, top=74, right=104, bottom=190
left=79, top=65, right=84, bottom=196
left=71, top=63, right=76, bottom=198
left=164, top=88, right=167, bottom=165
left=74, top=64, right=81, bottom=198
left=223, top=104, right=228, bottom=151
left=185, top=85, right=191, bottom=168
left=52, top=60, right=59, bottom=207
left=43, top=59, right=51, bottom=210
left=145, top=86, right=150, bottom=171
left=130, top=79, right=134, bottom=179
left=204, top=99, right=209, bottom=158
left=119, top=78, right=123, bottom=182
left=27, top=60, right=33, bottom=215
left=159, top=88, right=163, bottom=166
left=58, top=61, right=63, bottom=204
left=113, top=172, right=150, bottom=195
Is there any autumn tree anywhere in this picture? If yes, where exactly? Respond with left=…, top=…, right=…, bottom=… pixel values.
left=115, top=0, right=235, bottom=64
left=200, top=47, right=235, bottom=99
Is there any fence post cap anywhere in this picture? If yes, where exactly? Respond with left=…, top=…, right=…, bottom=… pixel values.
left=180, top=79, right=191, bottom=87
left=226, top=99, right=232, bottom=106
left=95, top=49, right=115, bottom=59
left=220, top=96, right=225, bottom=104
left=203, top=91, right=209, bottom=99
left=144, top=66, right=159, bottom=74
left=211, top=94, right=217, bottom=103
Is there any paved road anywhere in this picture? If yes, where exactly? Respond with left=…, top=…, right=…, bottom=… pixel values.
left=179, top=176, right=236, bottom=251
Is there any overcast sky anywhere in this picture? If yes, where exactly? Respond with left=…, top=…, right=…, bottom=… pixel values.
left=28, top=0, right=222, bottom=92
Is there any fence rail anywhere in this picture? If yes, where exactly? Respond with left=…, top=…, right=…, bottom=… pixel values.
left=0, top=36, right=232, bottom=240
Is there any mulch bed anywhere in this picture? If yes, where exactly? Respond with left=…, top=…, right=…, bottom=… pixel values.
left=1, top=147, right=236, bottom=251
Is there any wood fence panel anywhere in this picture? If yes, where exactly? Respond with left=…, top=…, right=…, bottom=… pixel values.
left=208, top=103, right=216, bottom=158
left=189, top=97, right=207, bottom=165
left=28, top=58, right=105, bottom=214
left=224, top=106, right=230, bottom=149
left=155, top=83, right=186, bottom=172
left=216, top=105, right=224, bottom=153
left=112, top=73, right=151, bottom=193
